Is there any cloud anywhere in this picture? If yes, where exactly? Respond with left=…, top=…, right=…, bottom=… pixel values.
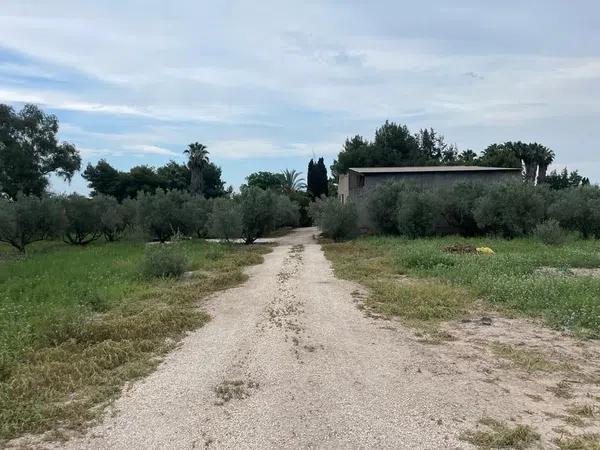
left=209, top=139, right=340, bottom=160
left=126, top=144, right=177, bottom=156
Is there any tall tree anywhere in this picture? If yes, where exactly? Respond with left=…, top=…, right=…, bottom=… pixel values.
left=307, top=159, right=316, bottom=197
left=0, top=104, right=81, bottom=199
left=316, top=157, right=328, bottom=197
left=478, top=143, right=522, bottom=168
left=184, top=142, right=209, bottom=195
left=280, top=169, right=306, bottom=193
left=535, top=145, right=555, bottom=184
left=245, top=171, right=284, bottom=191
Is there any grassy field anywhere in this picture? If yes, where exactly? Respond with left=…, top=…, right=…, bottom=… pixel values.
left=323, top=236, right=600, bottom=337
left=0, top=239, right=271, bottom=442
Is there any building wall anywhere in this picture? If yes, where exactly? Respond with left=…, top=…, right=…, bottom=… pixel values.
left=343, top=170, right=521, bottom=201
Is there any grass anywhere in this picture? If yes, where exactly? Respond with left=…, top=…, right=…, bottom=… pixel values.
left=555, top=433, right=600, bottom=450
left=0, top=239, right=271, bottom=442
left=323, top=236, right=600, bottom=336
left=490, top=342, right=572, bottom=372
left=460, top=417, right=540, bottom=449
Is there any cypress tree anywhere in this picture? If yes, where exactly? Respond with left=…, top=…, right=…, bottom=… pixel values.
left=317, top=157, right=328, bottom=197
left=307, top=159, right=316, bottom=198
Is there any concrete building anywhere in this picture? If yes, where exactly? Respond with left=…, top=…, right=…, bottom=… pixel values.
left=337, top=166, right=522, bottom=203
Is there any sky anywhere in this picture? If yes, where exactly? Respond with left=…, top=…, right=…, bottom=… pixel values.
left=1, top=1, right=599, bottom=193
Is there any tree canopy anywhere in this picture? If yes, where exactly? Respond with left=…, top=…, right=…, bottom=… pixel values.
left=0, top=104, right=81, bottom=199
left=307, top=157, right=328, bottom=198
left=83, top=159, right=227, bottom=200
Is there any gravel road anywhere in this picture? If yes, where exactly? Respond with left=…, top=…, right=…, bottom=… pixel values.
left=54, top=227, right=549, bottom=449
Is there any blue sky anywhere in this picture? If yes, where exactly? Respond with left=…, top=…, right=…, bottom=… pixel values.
left=1, top=1, right=600, bottom=193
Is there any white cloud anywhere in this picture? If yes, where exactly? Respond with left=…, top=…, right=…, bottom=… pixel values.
left=209, top=139, right=340, bottom=160
left=126, top=144, right=177, bottom=156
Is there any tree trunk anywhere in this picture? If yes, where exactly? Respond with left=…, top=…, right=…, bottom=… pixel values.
left=190, top=169, right=203, bottom=195
left=537, top=164, right=548, bottom=184
left=525, top=161, right=538, bottom=183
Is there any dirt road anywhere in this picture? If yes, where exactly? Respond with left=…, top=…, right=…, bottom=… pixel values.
left=54, top=228, right=600, bottom=449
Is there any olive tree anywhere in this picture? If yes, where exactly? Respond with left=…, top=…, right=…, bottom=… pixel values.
left=207, top=198, right=242, bottom=241
left=0, top=194, right=66, bottom=252
left=94, top=194, right=135, bottom=242
left=62, top=194, right=102, bottom=245
left=135, top=189, right=192, bottom=242
left=239, top=187, right=277, bottom=244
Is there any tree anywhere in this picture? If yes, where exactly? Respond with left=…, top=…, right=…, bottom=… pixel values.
left=245, top=171, right=284, bottom=191
left=239, top=187, right=277, bottom=244
left=94, top=194, right=133, bottom=242
left=157, top=161, right=190, bottom=191
left=456, top=149, right=479, bottom=165
left=184, top=196, right=210, bottom=238
left=62, top=194, right=103, bottom=245
left=280, top=169, right=306, bottom=193
left=136, top=189, right=192, bottom=242
left=545, top=168, right=590, bottom=190
left=201, top=163, right=228, bottom=198
left=185, top=142, right=209, bottom=195
left=331, top=135, right=371, bottom=176
left=0, top=194, right=66, bottom=252
left=0, top=104, right=81, bottom=199
left=207, top=198, right=242, bottom=241
left=308, top=158, right=328, bottom=198
left=82, top=159, right=126, bottom=200
left=535, top=146, right=555, bottom=184
left=478, top=143, right=522, bottom=169
left=548, top=186, right=600, bottom=238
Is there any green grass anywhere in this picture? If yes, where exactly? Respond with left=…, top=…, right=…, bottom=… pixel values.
left=323, top=236, right=600, bottom=336
left=490, top=342, right=572, bottom=372
left=0, top=239, right=271, bottom=442
left=555, top=433, right=600, bottom=450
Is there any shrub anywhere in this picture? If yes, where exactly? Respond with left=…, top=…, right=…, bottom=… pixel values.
left=474, top=182, right=545, bottom=238
left=533, top=219, right=569, bottom=245
left=207, top=198, right=242, bottom=241
left=62, top=194, right=103, bottom=245
left=396, top=190, right=444, bottom=238
left=367, top=182, right=408, bottom=234
left=548, top=186, right=600, bottom=238
left=140, top=243, right=188, bottom=278
left=184, top=196, right=210, bottom=238
left=316, top=197, right=358, bottom=241
left=239, top=187, right=276, bottom=244
left=0, top=194, right=66, bottom=252
left=439, top=183, right=486, bottom=236
left=135, top=189, right=192, bottom=242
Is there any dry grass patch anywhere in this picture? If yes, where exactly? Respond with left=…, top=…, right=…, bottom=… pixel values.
left=460, top=417, right=540, bottom=449
left=490, top=342, right=573, bottom=373
left=555, top=433, right=600, bottom=450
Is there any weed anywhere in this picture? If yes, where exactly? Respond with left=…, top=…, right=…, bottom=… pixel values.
left=460, top=417, right=540, bottom=449
left=547, top=381, right=575, bottom=399
left=555, top=433, right=600, bottom=450
left=490, top=342, right=571, bottom=372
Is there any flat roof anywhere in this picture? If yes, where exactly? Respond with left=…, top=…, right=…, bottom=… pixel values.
left=348, top=166, right=522, bottom=174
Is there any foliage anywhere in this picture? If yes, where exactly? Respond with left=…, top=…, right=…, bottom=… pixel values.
left=545, top=168, right=590, bottom=190
left=533, top=219, right=569, bottom=245
left=94, top=194, right=134, bottom=242
left=239, top=186, right=277, bottom=244
left=62, top=194, right=103, bottom=245
left=273, top=194, right=300, bottom=228
left=244, top=171, right=284, bottom=191
left=473, top=182, right=546, bottom=238
left=135, top=189, right=192, bottom=242
left=83, top=159, right=227, bottom=200
left=0, top=194, right=66, bottom=252
left=439, top=183, right=486, bottom=236
left=140, top=243, right=188, bottom=278
left=184, top=196, right=210, bottom=238
left=280, top=169, right=306, bottom=193
left=307, top=157, right=328, bottom=198
left=185, top=142, right=210, bottom=195
left=396, top=189, right=443, bottom=237
left=0, top=239, right=270, bottom=439
left=311, top=197, right=358, bottom=241
left=324, top=236, right=600, bottom=336
left=207, top=198, right=242, bottom=241
left=0, top=104, right=81, bottom=199
left=548, top=186, right=600, bottom=238
left=367, top=182, right=408, bottom=234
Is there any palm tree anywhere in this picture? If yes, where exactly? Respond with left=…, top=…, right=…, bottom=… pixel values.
left=280, top=169, right=306, bottom=193
left=511, top=141, right=537, bottom=183
left=184, top=143, right=209, bottom=195
left=535, top=145, right=555, bottom=184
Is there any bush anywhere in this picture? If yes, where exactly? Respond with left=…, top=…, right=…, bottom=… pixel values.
left=140, top=243, right=188, bottom=278
left=239, top=187, right=276, bottom=244
left=439, top=183, right=486, bottom=236
left=548, top=186, right=600, bottom=238
left=184, top=196, right=210, bottom=238
left=474, top=182, right=545, bottom=238
left=94, top=194, right=133, bottom=242
left=315, top=197, right=358, bottom=241
left=62, top=194, right=103, bottom=245
left=207, top=198, right=242, bottom=241
left=533, top=219, right=569, bottom=245
left=136, top=189, right=192, bottom=242
left=367, top=182, right=408, bottom=234
left=274, top=194, right=300, bottom=229
left=396, top=190, right=444, bottom=238
left=0, top=194, right=66, bottom=252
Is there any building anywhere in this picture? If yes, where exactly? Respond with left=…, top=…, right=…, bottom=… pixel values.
left=337, top=166, right=522, bottom=203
